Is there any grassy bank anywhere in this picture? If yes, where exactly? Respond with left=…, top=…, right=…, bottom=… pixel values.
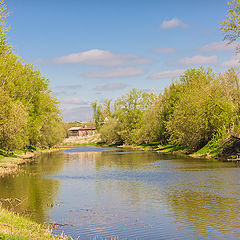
left=0, top=147, right=64, bottom=177
left=118, top=143, right=189, bottom=154
left=63, top=136, right=240, bottom=161
left=0, top=148, right=69, bottom=240
left=116, top=139, right=240, bottom=161
left=0, top=206, right=69, bottom=240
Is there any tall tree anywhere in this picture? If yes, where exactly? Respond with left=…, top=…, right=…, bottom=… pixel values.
left=0, top=88, right=28, bottom=151
left=167, top=67, right=236, bottom=151
left=0, top=0, right=65, bottom=150
left=220, top=0, right=240, bottom=45
left=114, top=88, right=154, bottom=144
left=91, top=100, right=103, bottom=130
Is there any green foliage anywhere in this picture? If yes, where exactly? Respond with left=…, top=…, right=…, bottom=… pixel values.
left=137, top=96, right=166, bottom=144
left=220, top=0, right=240, bottom=44
left=39, top=117, right=66, bottom=148
left=0, top=0, right=10, bottom=54
left=113, top=88, right=154, bottom=144
left=99, top=118, right=122, bottom=145
left=97, top=66, right=240, bottom=158
left=91, top=100, right=103, bottom=130
left=0, top=88, right=28, bottom=151
left=195, top=128, right=227, bottom=157
left=0, top=206, right=68, bottom=240
left=0, top=0, right=65, bottom=151
left=167, top=67, right=236, bottom=151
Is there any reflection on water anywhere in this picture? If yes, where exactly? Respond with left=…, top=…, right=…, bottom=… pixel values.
left=0, top=147, right=240, bottom=239
left=0, top=152, right=66, bottom=222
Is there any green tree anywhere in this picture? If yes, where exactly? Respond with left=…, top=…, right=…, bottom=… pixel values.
left=0, top=0, right=10, bottom=55
left=137, top=96, right=166, bottom=144
left=39, top=117, right=66, bottom=148
left=218, top=68, right=240, bottom=134
left=91, top=100, right=103, bottom=130
left=220, top=0, right=240, bottom=45
left=99, top=118, right=122, bottom=145
left=101, top=99, right=112, bottom=119
left=167, top=67, right=236, bottom=151
left=114, top=88, right=154, bottom=144
left=0, top=0, right=65, bottom=150
left=0, top=88, right=28, bottom=151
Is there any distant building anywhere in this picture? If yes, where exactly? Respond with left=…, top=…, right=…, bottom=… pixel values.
left=68, top=126, right=96, bottom=137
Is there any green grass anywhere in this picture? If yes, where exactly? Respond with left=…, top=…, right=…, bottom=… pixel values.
left=193, top=134, right=224, bottom=158
left=120, top=143, right=189, bottom=153
left=0, top=207, right=69, bottom=240
left=194, top=143, right=222, bottom=158
left=155, top=144, right=189, bottom=153
left=0, top=232, right=31, bottom=240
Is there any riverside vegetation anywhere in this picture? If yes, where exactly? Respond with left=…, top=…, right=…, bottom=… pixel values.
left=0, top=0, right=66, bottom=239
left=94, top=68, right=240, bottom=160
left=0, top=0, right=65, bottom=165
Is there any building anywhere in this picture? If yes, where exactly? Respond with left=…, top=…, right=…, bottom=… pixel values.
left=68, top=126, right=96, bottom=137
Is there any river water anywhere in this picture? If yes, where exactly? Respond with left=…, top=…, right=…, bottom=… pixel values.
left=1, top=146, right=240, bottom=239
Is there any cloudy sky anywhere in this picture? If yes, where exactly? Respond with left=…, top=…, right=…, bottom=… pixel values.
left=6, top=0, right=238, bottom=122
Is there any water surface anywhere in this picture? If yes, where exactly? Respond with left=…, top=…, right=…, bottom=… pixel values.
left=0, top=146, right=240, bottom=239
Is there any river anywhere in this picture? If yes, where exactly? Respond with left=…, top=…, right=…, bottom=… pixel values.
left=0, top=146, right=240, bottom=239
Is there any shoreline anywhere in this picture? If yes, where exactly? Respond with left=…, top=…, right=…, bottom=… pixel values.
left=62, top=140, right=240, bottom=162
left=0, top=147, right=65, bottom=177
left=0, top=206, right=70, bottom=240
left=121, top=144, right=240, bottom=162
left=77, top=142, right=240, bottom=163
left=0, top=147, right=70, bottom=240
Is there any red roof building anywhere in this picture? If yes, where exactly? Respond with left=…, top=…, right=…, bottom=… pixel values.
left=68, top=126, right=96, bottom=137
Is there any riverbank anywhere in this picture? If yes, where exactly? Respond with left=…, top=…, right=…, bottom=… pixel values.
left=110, top=139, right=240, bottom=162
left=0, top=205, right=69, bottom=240
left=0, top=147, right=65, bottom=177
left=0, top=147, right=70, bottom=240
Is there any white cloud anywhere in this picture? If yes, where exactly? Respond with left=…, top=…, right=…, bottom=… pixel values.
left=62, top=106, right=93, bottom=122
left=53, top=91, right=77, bottom=96
left=221, top=55, right=240, bottom=66
left=61, top=98, right=88, bottom=105
left=148, top=69, right=185, bottom=79
left=199, top=41, right=238, bottom=52
left=178, top=55, right=217, bottom=65
left=94, top=83, right=127, bottom=91
left=54, top=84, right=82, bottom=89
left=153, top=48, right=177, bottom=53
left=83, top=68, right=145, bottom=79
left=160, top=18, right=188, bottom=29
left=54, top=49, right=152, bottom=67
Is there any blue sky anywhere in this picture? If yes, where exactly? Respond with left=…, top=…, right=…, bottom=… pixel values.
left=6, top=0, right=238, bottom=121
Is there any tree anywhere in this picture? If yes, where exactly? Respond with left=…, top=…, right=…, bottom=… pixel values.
left=220, top=0, right=240, bottom=45
left=113, top=88, right=154, bottom=144
left=218, top=68, right=240, bottom=134
left=0, top=0, right=65, bottom=150
left=0, top=88, right=28, bottom=151
left=167, top=67, right=236, bottom=151
left=0, top=0, right=10, bottom=55
left=91, top=100, right=103, bottom=130
left=99, top=118, right=122, bottom=145
left=101, top=99, right=112, bottom=119
left=39, top=117, right=66, bottom=148
left=137, top=95, right=167, bottom=144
